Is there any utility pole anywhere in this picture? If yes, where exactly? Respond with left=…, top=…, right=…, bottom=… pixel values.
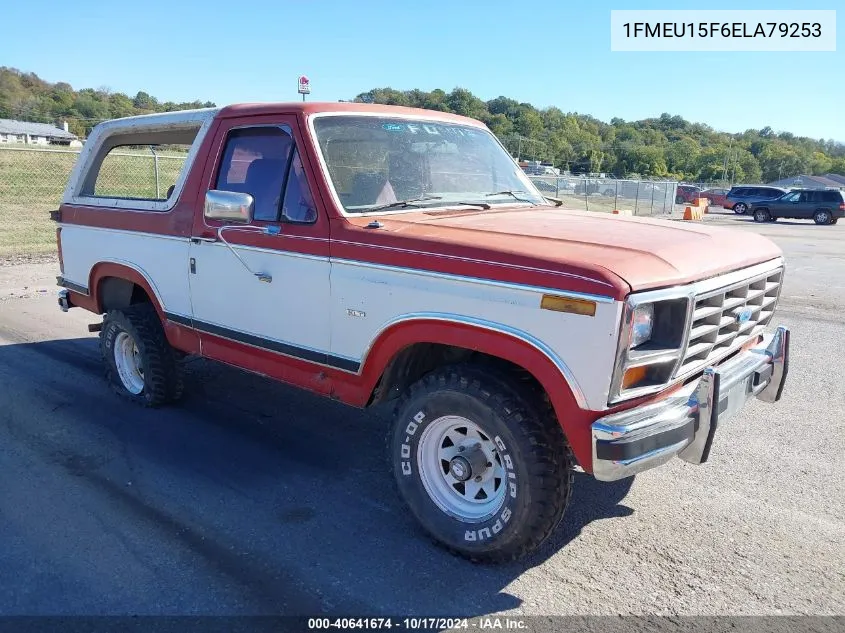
left=722, top=139, right=733, bottom=183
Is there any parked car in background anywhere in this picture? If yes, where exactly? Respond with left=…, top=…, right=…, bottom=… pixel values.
left=574, top=178, right=603, bottom=195
left=750, top=188, right=845, bottom=225
left=699, top=188, right=729, bottom=207
left=724, top=185, right=787, bottom=214
left=675, top=184, right=702, bottom=204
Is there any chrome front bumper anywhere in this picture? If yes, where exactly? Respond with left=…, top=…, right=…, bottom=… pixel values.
left=591, top=326, right=790, bottom=482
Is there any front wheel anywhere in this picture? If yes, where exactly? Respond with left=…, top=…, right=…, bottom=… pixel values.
left=753, top=209, right=771, bottom=223
left=389, top=364, right=573, bottom=563
left=733, top=203, right=747, bottom=214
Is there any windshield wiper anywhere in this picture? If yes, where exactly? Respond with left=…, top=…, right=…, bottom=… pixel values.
left=367, top=195, right=443, bottom=213
left=485, top=190, right=538, bottom=205
left=543, top=196, right=564, bottom=207
left=454, top=201, right=491, bottom=210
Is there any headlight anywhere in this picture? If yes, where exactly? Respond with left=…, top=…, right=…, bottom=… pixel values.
left=609, top=295, right=693, bottom=405
left=629, top=303, right=654, bottom=348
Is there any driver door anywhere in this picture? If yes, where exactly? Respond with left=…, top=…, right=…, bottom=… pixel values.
left=773, top=191, right=798, bottom=217
left=187, top=116, right=335, bottom=387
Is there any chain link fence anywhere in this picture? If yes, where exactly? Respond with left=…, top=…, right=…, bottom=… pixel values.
left=527, top=175, right=679, bottom=215
left=0, top=146, right=186, bottom=256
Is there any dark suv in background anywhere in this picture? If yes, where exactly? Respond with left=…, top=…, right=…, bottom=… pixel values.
left=724, top=185, right=787, bottom=214
left=750, top=188, right=845, bottom=225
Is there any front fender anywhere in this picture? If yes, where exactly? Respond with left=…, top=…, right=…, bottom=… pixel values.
left=355, top=314, right=597, bottom=471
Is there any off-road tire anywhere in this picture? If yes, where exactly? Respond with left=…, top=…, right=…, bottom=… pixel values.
left=100, top=303, right=184, bottom=407
left=388, top=363, right=573, bottom=563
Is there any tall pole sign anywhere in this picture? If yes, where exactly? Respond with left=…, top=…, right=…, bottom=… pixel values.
left=298, top=75, right=311, bottom=102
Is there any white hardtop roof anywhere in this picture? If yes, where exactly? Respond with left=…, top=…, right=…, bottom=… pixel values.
left=91, top=107, right=221, bottom=133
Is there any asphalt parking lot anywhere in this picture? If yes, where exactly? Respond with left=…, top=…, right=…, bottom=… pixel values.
left=0, top=210, right=843, bottom=618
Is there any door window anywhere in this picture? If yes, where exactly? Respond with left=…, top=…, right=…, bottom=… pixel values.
left=215, top=126, right=317, bottom=224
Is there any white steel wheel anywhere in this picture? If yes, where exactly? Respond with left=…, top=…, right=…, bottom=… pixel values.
left=113, top=331, right=145, bottom=395
left=416, top=415, right=507, bottom=522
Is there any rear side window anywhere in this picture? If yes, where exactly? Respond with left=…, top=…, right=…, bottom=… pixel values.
left=81, top=124, right=201, bottom=204
left=90, top=143, right=194, bottom=201
left=821, top=191, right=842, bottom=203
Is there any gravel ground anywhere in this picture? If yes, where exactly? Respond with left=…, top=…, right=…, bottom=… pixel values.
left=0, top=212, right=843, bottom=619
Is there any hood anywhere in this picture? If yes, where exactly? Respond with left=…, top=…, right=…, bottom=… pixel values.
left=353, top=206, right=783, bottom=293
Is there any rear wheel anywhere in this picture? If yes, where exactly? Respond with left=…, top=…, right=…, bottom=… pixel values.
left=389, top=364, right=573, bottom=563
left=100, top=303, right=184, bottom=407
left=753, top=209, right=770, bottom=223
left=733, top=203, right=747, bottom=214
left=814, top=209, right=832, bottom=225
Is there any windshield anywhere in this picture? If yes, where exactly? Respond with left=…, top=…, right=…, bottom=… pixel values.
left=312, top=115, right=545, bottom=214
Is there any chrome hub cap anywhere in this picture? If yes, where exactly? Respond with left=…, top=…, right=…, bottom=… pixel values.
left=417, top=415, right=507, bottom=522
left=114, top=331, right=144, bottom=395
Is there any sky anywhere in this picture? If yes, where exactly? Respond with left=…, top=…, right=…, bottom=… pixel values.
left=2, top=0, right=842, bottom=141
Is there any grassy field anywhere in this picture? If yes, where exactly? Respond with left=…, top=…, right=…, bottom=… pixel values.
left=0, top=147, right=185, bottom=257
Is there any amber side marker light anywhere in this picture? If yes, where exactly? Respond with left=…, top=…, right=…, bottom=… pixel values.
left=540, top=294, right=596, bottom=317
left=622, top=365, right=648, bottom=390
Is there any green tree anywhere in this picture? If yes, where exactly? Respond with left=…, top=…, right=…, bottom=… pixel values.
left=830, top=157, right=845, bottom=176
left=666, top=137, right=700, bottom=178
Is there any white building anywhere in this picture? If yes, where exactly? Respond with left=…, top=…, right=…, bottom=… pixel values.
left=0, top=119, right=80, bottom=146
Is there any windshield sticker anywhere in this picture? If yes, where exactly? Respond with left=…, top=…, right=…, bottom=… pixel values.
left=378, top=121, right=482, bottom=139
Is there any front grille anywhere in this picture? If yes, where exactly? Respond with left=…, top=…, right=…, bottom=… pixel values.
left=674, top=267, right=783, bottom=378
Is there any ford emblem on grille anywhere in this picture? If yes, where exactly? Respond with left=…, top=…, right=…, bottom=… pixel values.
left=734, top=306, right=753, bottom=324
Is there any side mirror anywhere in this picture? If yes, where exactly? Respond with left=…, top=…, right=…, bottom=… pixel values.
left=204, top=190, right=254, bottom=224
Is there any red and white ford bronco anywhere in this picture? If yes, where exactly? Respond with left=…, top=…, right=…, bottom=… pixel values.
left=54, top=103, right=790, bottom=562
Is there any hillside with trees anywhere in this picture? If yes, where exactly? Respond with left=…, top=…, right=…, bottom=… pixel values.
left=0, top=67, right=215, bottom=139
left=354, top=87, right=845, bottom=182
left=2, top=67, right=842, bottom=182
